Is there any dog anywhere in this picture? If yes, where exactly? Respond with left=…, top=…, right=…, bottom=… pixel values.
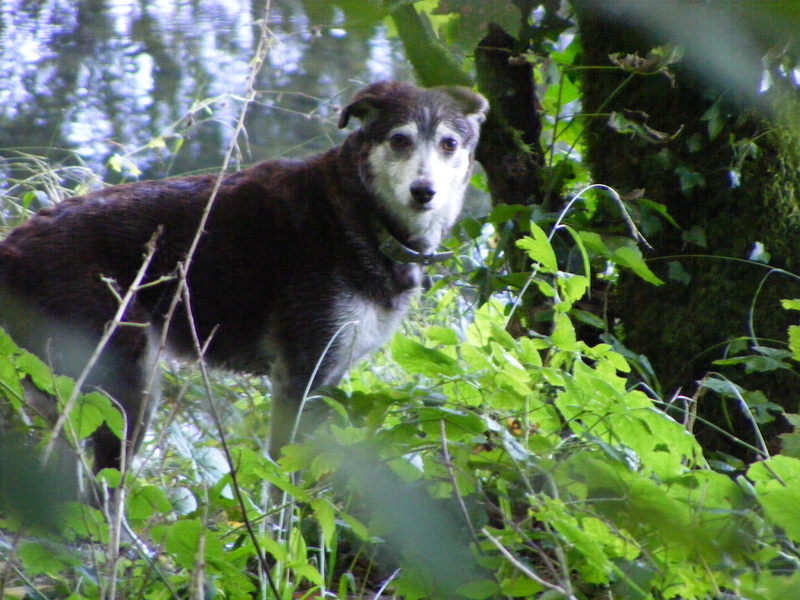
left=0, top=81, right=488, bottom=475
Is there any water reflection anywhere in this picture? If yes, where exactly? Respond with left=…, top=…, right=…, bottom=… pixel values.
left=0, top=0, right=412, bottom=204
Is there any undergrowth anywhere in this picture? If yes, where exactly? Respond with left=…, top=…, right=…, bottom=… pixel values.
left=3, top=200, right=800, bottom=598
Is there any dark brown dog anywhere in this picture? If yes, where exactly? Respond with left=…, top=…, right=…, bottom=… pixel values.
left=0, top=81, right=487, bottom=474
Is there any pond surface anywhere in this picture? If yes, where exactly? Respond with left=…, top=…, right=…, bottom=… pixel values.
left=0, top=0, right=413, bottom=199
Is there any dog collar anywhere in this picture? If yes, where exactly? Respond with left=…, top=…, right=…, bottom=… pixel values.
left=378, top=229, right=454, bottom=266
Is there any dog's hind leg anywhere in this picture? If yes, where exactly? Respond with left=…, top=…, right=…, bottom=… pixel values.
left=6, top=298, right=161, bottom=475
left=88, top=322, right=161, bottom=473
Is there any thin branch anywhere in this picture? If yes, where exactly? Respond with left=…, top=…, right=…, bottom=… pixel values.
left=481, top=527, right=578, bottom=600
left=160, top=7, right=280, bottom=597
left=439, top=419, right=482, bottom=547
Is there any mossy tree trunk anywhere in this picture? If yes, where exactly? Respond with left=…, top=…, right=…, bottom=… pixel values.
left=573, top=1, right=800, bottom=455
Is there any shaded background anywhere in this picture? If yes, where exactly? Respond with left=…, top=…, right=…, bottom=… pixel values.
left=0, top=0, right=413, bottom=191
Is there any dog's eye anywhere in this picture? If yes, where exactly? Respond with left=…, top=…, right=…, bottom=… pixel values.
left=389, top=133, right=412, bottom=150
left=440, top=137, right=458, bottom=153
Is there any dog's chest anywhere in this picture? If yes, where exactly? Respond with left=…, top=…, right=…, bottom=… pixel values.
left=333, top=291, right=413, bottom=366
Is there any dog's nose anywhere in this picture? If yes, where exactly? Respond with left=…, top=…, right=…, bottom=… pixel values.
left=410, top=181, right=435, bottom=204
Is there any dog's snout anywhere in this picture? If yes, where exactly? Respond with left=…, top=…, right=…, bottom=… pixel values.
left=410, top=180, right=436, bottom=204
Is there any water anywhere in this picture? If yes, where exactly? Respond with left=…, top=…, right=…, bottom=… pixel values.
left=0, top=0, right=413, bottom=199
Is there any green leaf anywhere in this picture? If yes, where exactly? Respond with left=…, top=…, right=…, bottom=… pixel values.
left=69, top=392, right=124, bottom=440
left=681, top=224, right=707, bottom=248
left=516, top=222, right=558, bottom=273
left=561, top=223, right=592, bottom=278
left=18, top=540, right=80, bottom=575
left=311, top=498, right=337, bottom=548
left=0, top=327, right=21, bottom=354
left=701, top=96, right=726, bottom=140
left=338, top=512, right=372, bottom=542
left=0, top=355, right=24, bottom=408
left=487, top=203, right=531, bottom=224
left=748, top=241, right=771, bottom=264
left=713, top=354, right=791, bottom=373
left=456, top=578, right=501, bottom=599
left=675, top=165, right=705, bottom=192
left=756, top=482, right=800, bottom=541
left=500, top=577, right=543, bottom=597
left=291, top=563, right=324, bottom=587
left=780, top=432, right=800, bottom=458
left=391, top=335, right=458, bottom=377
left=667, top=260, right=691, bottom=284
left=192, top=446, right=230, bottom=485
left=260, top=533, right=289, bottom=562
left=557, top=273, right=589, bottom=306
left=790, top=325, right=800, bottom=361
left=425, top=325, right=459, bottom=345
left=107, top=153, right=141, bottom=176
left=551, top=312, right=577, bottom=351
left=538, top=497, right=613, bottom=584
left=782, top=299, right=800, bottom=311
left=532, top=278, right=557, bottom=297
left=16, top=352, right=55, bottom=392
left=570, top=308, right=605, bottom=330
left=418, top=405, right=485, bottom=439
left=59, top=502, right=108, bottom=542
left=164, top=519, right=225, bottom=570
left=128, top=485, right=173, bottom=521
left=612, top=246, right=663, bottom=285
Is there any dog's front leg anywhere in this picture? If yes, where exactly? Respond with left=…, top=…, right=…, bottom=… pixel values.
left=267, top=364, right=332, bottom=462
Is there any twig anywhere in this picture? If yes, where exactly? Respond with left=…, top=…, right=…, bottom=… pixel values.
left=481, top=527, right=578, bottom=600
left=373, top=568, right=401, bottom=600
left=439, top=419, right=482, bottom=547
left=505, top=182, right=651, bottom=329
left=706, top=372, right=771, bottom=459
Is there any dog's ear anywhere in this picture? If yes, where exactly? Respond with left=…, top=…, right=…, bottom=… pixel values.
left=338, top=81, right=399, bottom=129
left=436, top=86, right=490, bottom=124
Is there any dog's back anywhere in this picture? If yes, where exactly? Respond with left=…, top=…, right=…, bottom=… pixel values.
left=0, top=81, right=488, bottom=474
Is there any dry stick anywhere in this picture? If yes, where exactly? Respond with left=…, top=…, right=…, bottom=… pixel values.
left=138, top=6, right=281, bottom=596
left=481, top=527, right=578, bottom=600
left=373, top=568, right=401, bottom=600
left=439, top=419, right=482, bottom=548
left=114, top=5, right=275, bottom=598
left=177, top=267, right=282, bottom=599
left=192, top=482, right=211, bottom=600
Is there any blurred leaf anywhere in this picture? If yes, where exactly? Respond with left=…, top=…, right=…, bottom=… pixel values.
left=311, top=498, right=337, bottom=548
left=18, top=541, right=80, bottom=576
left=164, top=519, right=225, bottom=570
left=128, top=485, right=173, bottom=521
left=681, top=224, right=707, bottom=248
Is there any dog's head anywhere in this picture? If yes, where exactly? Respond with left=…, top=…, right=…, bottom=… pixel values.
left=340, top=81, right=488, bottom=253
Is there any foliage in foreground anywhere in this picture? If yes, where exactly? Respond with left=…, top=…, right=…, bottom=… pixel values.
left=2, top=209, right=800, bottom=600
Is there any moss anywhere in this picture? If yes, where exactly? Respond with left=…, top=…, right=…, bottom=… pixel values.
left=573, top=0, right=800, bottom=456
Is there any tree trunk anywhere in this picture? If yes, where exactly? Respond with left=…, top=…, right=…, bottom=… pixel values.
left=573, top=1, right=800, bottom=456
